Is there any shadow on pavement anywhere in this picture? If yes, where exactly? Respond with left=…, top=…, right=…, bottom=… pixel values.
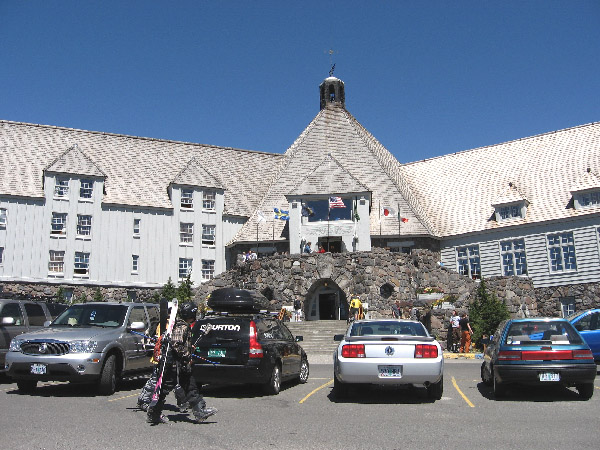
left=476, top=381, right=585, bottom=402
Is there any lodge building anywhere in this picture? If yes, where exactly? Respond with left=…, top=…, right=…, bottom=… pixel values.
left=1, top=75, right=599, bottom=316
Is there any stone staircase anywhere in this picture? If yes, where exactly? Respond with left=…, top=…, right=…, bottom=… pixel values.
left=286, top=320, right=349, bottom=361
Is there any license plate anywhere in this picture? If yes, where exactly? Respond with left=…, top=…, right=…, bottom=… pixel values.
left=208, top=349, right=226, bottom=358
left=539, top=372, right=560, bottom=382
left=30, top=363, right=47, bottom=375
left=378, top=365, right=402, bottom=378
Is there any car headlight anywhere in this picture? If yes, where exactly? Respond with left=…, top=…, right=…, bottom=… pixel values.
left=68, top=340, right=98, bottom=353
left=9, top=338, right=25, bottom=352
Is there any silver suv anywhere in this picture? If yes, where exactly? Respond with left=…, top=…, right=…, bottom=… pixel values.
left=5, top=302, right=159, bottom=395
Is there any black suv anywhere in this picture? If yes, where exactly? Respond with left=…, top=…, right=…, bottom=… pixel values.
left=191, top=288, right=309, bottom=395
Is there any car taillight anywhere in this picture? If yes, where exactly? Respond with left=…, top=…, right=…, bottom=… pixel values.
left=249, top=320, right=263, bottom=358
left=341, top=344, right=365, bottom=358
left=498, top=350, right=522, bottom=360
left=414, top=344, right=438, bottom=358
left=572, top=349, right=594, bottom=360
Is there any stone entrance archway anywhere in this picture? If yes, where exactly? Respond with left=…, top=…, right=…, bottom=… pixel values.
left=305, top=279, right=348, bottom=321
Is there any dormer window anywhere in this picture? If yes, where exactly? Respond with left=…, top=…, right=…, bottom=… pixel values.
left=79, top=179, right=93, bottom=199
left=499, top=204, right=523, bottom=220
left=54, top=178, right=69, bottom=199
left=571, top=168, right=600, bottom=210
left=574, top=190, right=600, bottom=209
left=181, top=189, right=193, bottom=209
left=492, top=183, right=528, bottom=223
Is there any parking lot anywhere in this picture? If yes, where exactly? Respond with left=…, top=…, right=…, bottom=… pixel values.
left=1, top=360, right=598, bottom=450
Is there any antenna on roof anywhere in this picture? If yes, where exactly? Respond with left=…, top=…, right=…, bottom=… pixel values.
left=327, top=48, right=337, bottom=76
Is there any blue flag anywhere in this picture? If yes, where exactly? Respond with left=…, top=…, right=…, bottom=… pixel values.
left=274, top=208, right=290, bottom=221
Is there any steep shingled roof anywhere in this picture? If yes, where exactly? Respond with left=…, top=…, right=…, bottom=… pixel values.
left=401, top=122, right=600, bottom=237
left=45, top=144, right=106, bottom=178
left=0, top=120, right=282, bottom=216
left=230, top=103, right=433, bottom=244
left=172, top=157, right=224, bottom=190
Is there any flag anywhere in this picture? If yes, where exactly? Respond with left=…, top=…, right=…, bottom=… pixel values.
left=256, top=210, right=266, bottom=223
left=273, top=208, right=290, bottom=221
left=329, top=196, right=346, bottom=208
left=401, top=217, right=409, bottom=223
left=381, top=206, right=395, bottom=217
left=301, top=205, right=314, bottom=217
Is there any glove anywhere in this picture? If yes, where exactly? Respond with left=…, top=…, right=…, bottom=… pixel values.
left=203, top=324, right=212, bottom=335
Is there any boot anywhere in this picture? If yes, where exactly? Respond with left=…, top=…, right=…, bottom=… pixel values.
left=147, top=403, right=169, bottom=425
left=191, top=403, right=218, bottom=422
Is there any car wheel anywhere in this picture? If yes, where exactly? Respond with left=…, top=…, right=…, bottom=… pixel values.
left=298, top=358, right=309, bottom=384
left=98, top=354, right=117, bottom=395
left=493, top=372, right=506, bottom=398
left=263, top=363, right=281, bottom=395
left=17, top=380, right=37, bottom=393
left=427, top=376, right=443, bottom=400
left=333, top=375, right=349, bottom=398
left=481, top=362, right=492, bottom=387
left=576, top=383, right=594, bottom=400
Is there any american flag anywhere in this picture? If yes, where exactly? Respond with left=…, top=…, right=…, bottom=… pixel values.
left=329, top=196, right=346, bottom=208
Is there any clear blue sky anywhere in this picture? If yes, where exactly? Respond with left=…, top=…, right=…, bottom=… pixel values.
left=1, top=1, right=599, bottom=163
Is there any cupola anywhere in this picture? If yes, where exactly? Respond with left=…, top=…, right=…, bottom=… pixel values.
left=319, top=76, right=345, bottom=110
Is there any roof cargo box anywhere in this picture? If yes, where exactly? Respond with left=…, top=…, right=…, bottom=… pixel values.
left=208, top=288, right=271, bottom=313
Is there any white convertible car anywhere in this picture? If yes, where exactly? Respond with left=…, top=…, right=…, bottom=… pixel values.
left=333, top=319, right=444, bottom=399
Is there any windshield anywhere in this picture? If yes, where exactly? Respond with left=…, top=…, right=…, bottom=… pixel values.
left=504, top=321, right=583, bottom=346
left=350, top=321, right=428, bottom=337
left=53, top=304, right=128, bottom=328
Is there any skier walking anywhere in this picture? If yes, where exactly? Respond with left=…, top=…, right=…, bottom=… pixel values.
left=147, top=302, right=218, bottom=424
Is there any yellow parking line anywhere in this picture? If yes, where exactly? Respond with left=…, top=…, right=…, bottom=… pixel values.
left=299, top=379, right=333, bottom=404
left=451, top=376, right=474, bottom=407
left=108, top=392, right=139, bottom=402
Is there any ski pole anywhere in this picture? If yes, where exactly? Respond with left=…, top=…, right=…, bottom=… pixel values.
left=130, top=330, right=157, bottom=340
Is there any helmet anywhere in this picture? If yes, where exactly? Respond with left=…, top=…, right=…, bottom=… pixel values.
left=179, top=302, right=198, bottom=320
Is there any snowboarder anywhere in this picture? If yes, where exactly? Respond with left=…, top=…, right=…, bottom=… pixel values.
left=147, top=302, right=217, bottom=424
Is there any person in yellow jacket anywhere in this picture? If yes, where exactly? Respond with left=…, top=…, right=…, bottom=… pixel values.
left=349, top=296, right=362, bottom=322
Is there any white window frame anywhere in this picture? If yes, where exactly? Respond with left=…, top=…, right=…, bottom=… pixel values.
left=494, top=201, right=526, bottom=222
left=54, top=178, right=69, bottom=199
left=202, top=224, right=216, bottom=246
left=575, top=190, right=600, bottom=210
left=499, top=238, right=528, bottom=276
left=133, top=218, right=141, bottom=237
left=202, top=259, right=215, bottom=280
left=180, top=222, right=194, bottom=245
left=181, top=189, right=194, bottom=209
left=547, top=231, right=577, bottom=272
left=76, top=214, right=92, bottom=237
left=51, top=212, right=67, bottom=236
left=79, top=179, right=93, bottom=200
left=48, top=250, right=65, bottom=275
left=456, top=245, right=481, bottom=280
left=0, top=208, right=7, bottom=229
left=560, top=297, right=576, bottom=317
left=74, top=252, right=90, bottom=277
left=203, top=190, right=215, bottom=211
left=178, top=258, right=192, bottom=280
left=132, top=255, right=139, bottom=274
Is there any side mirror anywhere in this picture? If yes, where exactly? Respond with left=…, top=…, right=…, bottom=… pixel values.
left=1, top=317, right=15, bottom=325
left=43, top=320, right=52, bottom=327
left=334, top=334, right=344, bottom=342
left=295, top=336, right=303, bottom=342
left=129, top=321, right=146, bottom=331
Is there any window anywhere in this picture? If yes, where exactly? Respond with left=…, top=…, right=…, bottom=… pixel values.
left=578, top=191, right=600, bottom=208
left=54, top=178, right=69, bottom=198
left=203, top=190, right=215, bottom=210
left=74, top=252, right=90, bottom=277
left=0, top=208, right=6, bottom=229
left=0, top=247, right=3, bottom=264
left=133, top=218, right=141, bottom=236
left=127, top=306, right=148, bottom=329
left=202, top=259, right=215, bottom=280
left=76, top=215, right=92, bottom=236
left=132, top=255, right=139, bottom=273
left=457, top=245, right=481, bottom=280
left=560, top=297, right=576, bottom=318
left=24, top=303, right=46, bottom=326
left=51, top=212, right=67, bottom=235
left=547, top=232, right=577, bottom=272
left=303, top=198, right=351, bottom=222
left=48, top=250, right=65, bottom=274
left=79, top=179, right=93, bottom=199
left=202, top=224, right=216, bottom=246
left=500, top=239, right=528, bottom=276
left=179, top=258, right=192, bottom=279
left=180, top=222, right=193, bottom=244
left=499, top=204, right=522, bottom=220
left=181, top=189, right=193, bottom=209
left=0, top=303, right=23, bottom=325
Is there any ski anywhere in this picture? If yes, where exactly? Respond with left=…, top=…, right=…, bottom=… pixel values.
left=149, top=298, right=178, bottom=408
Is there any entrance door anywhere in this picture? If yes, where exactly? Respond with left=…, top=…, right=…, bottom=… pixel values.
left=318, top=293, right=336, bottom=320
